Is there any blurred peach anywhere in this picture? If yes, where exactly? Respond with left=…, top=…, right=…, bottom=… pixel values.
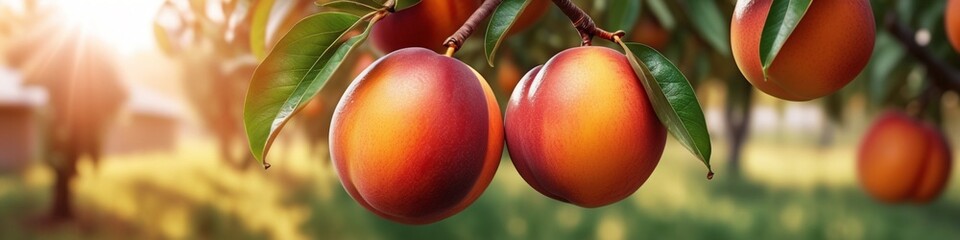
left=858, top=111, right=953, bottom=204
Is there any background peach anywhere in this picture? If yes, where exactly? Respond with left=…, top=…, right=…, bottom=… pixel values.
left=509, top=0, right=550, bottom=35
left=370, top=0, right=480, bottom=53
left=947, top=0, right=960, bottom=52
left=858, top=111, right=953, bottom=204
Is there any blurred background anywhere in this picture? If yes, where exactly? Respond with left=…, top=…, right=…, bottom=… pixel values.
left=1, top=0, right=959, bottom=239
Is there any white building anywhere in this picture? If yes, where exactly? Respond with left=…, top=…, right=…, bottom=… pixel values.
left=0, top=66, right=45, bottom=171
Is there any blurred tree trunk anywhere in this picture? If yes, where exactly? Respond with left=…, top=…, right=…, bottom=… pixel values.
left=725, top=79, right=753, bottom=178
left=7, top=20, right=127, bottom=221
left=817, top=123, right=836, bottom=148
left=179, top=54, right=256, bottom=171
left=50, top=161, right=75, bottom=219
left=817, top=94, right=844, bottom=148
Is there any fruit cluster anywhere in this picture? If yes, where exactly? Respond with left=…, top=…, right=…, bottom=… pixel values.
left=248, top=0, right=958, bottom=225
left=329, top=0, right=665, bottom=224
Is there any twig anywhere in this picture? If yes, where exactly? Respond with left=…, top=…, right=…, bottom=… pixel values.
left=443, top=0, right=502, bottom=55
left=885, top=12, right=960, bottom=93
left=551, top=0, right=624, bottom=46
left=908, top=83, right=938, bottom=119
left=383, top=0, right=396, bottom=12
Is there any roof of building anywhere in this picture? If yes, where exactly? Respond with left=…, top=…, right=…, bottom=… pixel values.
left=0, top=65, right=185, bottom=118
left=0, top=66, right=46, bottom=107
left=125, top=85, right=184, bottom=118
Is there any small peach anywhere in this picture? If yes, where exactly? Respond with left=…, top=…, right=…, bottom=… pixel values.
left=858, top=111, right=953, bottom=204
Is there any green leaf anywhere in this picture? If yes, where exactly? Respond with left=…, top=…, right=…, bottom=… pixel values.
left=866, top=32, right=906, bottom=103
left=619, top=42, right=713, bottom=176
left=605, top=0, right=642, bottom=33
left=250, top=0, right=276, bottom=61
left=320, top=0, right=379, bottom=15
left=244, top=12, right=367, bottom=166
left=366, top=0, right=388, bottom=8
left=647, top=0, right=676, bottom=30
left=685, top=0, right=729, bottom=56
left=317, top=0, right=385, bottom=7
left=394, top=0, right=421, bottom=11
left=759, top=0, right=811, bottom=76
left=484, top=0, right=529, bottom=67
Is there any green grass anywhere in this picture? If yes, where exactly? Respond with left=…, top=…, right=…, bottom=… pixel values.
left=0, top=136, right=959, bottom=240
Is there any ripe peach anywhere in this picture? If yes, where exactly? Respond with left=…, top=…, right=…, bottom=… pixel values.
left=508, top=0, right=550, bottom=35
left=731, top=0, right=875, bottom=101
left=630, top=15, right=669, bottom=50
left=504, top=46, right=666, bottom=208
left=858, top=111, right=953, bottom=204
left=370, top=0, right=479, bottom=53
left=947, top=0, right=960, bottom=52
left=329, top=48, right=503, bottom=224
left=301, top=96, right=324, bottom=117
left=496, top=53, right=522, bottom=95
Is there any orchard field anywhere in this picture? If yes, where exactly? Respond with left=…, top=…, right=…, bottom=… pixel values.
left=1, top=96, right=959, bottom=240
left=3, top=0, right=960, bottom=239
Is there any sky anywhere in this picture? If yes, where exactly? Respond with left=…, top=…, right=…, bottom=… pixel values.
left=2, top=0, right=167, bottom=56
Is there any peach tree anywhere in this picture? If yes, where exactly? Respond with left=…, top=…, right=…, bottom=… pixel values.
left=241, top=0, right=960, bottom=223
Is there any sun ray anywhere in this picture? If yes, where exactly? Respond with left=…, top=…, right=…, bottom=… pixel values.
left=38, top=0, right=165, bottom=55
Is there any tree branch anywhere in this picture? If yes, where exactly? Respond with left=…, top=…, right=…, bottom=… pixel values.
left=551, top=0, right=624, bottom=46
left=443, top=0, right=502, bottom=55
left=885, top=12, right=960, bottom=93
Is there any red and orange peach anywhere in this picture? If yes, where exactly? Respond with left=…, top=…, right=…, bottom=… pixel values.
left=858, top=111, right=953, bottom=204
left=731, top=0, right=875, bottom=101
left=509, top=0, right=550, bottom=35
left=329, top=48, right=503, bottom=224
left=370, top=0, right=479, bottom=53
left=504, top=46, right=666, bottom=208
left=496, top=52, right=523, bottom=95
left=630, top=15, right=669, bottom=50
left=947, top=0, right=960, bottom=52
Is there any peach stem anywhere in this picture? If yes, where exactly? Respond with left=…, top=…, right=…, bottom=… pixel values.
left=383, top=0, right=396, bottom=12
left=443, top=0, right=503, bottom=56
left=445, top=46, right=456, bottom=57
left=551, top=0, right=624, bottom=46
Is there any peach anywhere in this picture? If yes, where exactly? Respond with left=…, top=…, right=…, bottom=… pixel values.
left=370, top=0, right=480, bottom=53
left=731, top=0, right=875, bottom=101
left=496, top=53, right=522, bottom=95
left=509, top=0, right=550, bottom=35
left=504, top=46, right=666, bottom=208
left=329, top=48, right=503, bottom=224
left=948, top=0, right=960, bottom=52
left=858, top=111, right=953, bottom=204
left=630, top=15, right=669, bottom=50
